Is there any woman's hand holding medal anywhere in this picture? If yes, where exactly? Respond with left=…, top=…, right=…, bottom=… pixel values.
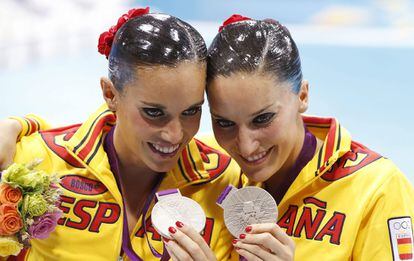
left=164, top=221, right=217, bottom=261
left=233, top=223, right=295, bottom=260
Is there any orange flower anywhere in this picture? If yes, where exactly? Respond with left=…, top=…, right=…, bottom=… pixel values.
left=0, top=204, right=17, bottom=216
left=0, top=183, right=22, bottom=204
left=0, top=205, right=23, bottom=236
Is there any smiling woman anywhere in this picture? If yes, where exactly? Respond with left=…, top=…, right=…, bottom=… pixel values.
left=0, top=7, right=242, bottom=261
left=206, top=15, right=414, bottom=260
left=105, top=61, right=205, bottom=174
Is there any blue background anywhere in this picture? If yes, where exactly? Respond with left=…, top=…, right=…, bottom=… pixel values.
left=1, top=0, right=413, bottom=182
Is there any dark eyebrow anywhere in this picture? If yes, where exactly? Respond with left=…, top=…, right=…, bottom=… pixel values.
left=186, top=100, right=204, bottom=109
left=141, top=100, right=204, bottom=110
left=211, top=103, right=274, bottom=119
left=250, top=104, right=273, bottom=117
left=141, top=101, right=166, bottom=109
left=210, top=111, right=225, bottom=119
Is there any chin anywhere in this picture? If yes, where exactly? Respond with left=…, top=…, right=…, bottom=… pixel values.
left=242, top=167, right=273, bottom=183
left=149, top=163, right=174, bottom=173
left=148, top=160, right=177, bottom=173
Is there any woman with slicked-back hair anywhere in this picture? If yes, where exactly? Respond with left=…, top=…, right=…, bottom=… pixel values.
left=206, top=15, right=414, bottom=260
left=3, top=10, right=414, bottom=261
left=0, top=8, right=242, bottom=261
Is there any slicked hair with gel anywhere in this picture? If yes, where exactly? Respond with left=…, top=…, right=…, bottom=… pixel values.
left=207, top=19, right=303, bottom=94
left=108, top=13, right=207, bottom=91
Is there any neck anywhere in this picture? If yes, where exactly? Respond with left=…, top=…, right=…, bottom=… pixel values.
left=264, top=125, right=324, bottom=200
left=264, top=120, right=306, bottom=198
left=113, top=126, right=159, bottom=188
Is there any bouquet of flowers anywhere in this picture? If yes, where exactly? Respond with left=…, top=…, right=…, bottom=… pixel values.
left=0, top=160, right=62, bottom=257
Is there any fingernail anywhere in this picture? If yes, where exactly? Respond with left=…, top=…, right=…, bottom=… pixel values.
left=239, top=234, right=246, bottom=239
left=245, top=226, right=252, bottom=233
left=232, top=239, right=238, bottom=244
left=169, top=227, right=177, bottom=234
left=235, top=247, right=240, bottom=250
left=163, top=238, right=170, bottom=243
left=176, top=221, right=184, bottom=228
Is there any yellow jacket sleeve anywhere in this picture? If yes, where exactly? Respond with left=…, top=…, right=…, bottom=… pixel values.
left=9, top=114, right=52, bottom=141
left=353, top=166, right=414, bottom=260
left=13, top=132, right=51, bottom=169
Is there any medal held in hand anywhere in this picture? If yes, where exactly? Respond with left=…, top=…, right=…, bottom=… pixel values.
left=151, top=189, right=206, bottom=239
left=217, top=185, right=278, bottom=237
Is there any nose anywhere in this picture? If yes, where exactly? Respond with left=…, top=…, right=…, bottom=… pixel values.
left=237, top=126, right=259, bottom=157
left=160, top=118, right=184, bottom=144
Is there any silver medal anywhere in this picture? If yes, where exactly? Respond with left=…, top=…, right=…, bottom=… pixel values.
left=217, top=186, right=278, bottom=237
left=151, top=189, right=206, bottom=239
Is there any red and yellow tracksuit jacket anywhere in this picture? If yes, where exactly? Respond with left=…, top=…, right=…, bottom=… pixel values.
left=11, top=105, right=242, bottom=261
left=273, top=116, right=414, bottom=260
left=13, top=111, right=414, bottom=260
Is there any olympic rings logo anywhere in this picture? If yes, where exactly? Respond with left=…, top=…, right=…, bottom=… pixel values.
left=393, top=220, right=410, bottom=230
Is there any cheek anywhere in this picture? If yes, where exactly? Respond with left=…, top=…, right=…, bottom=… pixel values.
left=182, top=115, right=201, bottom=136
left=260, top=120, right=285, bottom=145
left=212, top=125, right=235, bottom=149
left=118, top=102, right=141, bottom=125
left=264, top=117, right=298, bottom=150
left=125, top=111, right=156, bottom=140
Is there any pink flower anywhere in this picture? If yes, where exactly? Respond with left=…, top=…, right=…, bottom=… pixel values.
left=28, top=212, right=62, bottom=239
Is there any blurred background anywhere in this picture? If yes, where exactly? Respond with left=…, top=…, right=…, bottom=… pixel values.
left=1, top=0, right=413, bottom=181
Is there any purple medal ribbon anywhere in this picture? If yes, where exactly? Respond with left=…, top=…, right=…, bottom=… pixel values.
left=141, top=186, right=170, bottom=260
left=156, top=188, right=179, bottom=198
left=104, top=128, right=169, bottom=261
left=290, top=126, right=317, bottom=179
left=271, top=125, right=317, bottom=204
left=217, top=185, right=233, bottom=205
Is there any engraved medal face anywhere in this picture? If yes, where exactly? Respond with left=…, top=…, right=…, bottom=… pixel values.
left=151, top=197, right=206, bottom=239
left=223, top=186, right=278, bottom=237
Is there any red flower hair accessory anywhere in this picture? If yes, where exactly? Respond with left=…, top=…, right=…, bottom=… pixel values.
left=219, top=14, right=252, bottom=32
left=98, top=7, right=150, bottom=59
